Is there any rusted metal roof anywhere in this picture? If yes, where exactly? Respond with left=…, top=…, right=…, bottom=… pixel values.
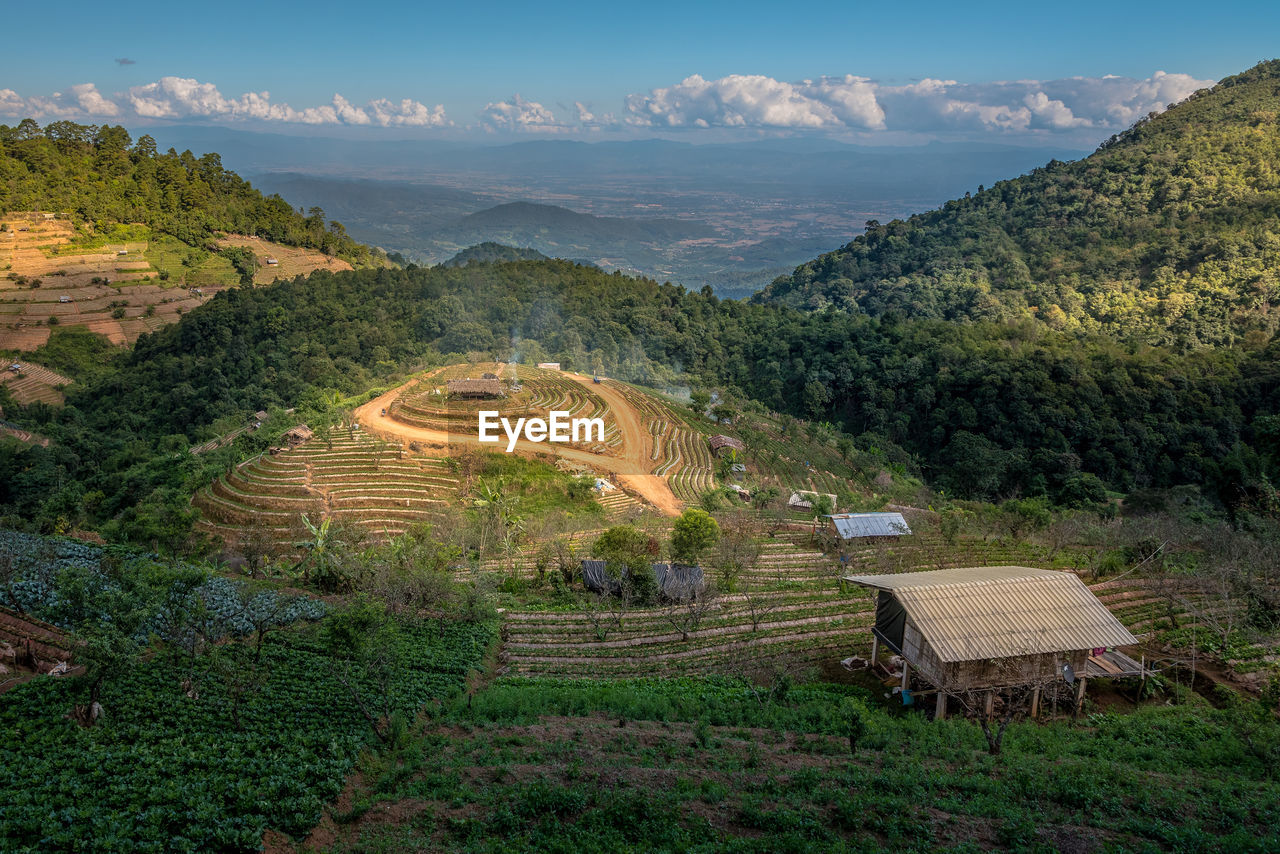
left=843, top=566, right=1137, bottom=662
left=826, top=512, right=911, bottom=538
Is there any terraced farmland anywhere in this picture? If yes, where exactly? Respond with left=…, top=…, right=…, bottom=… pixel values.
left=0, top=362, right=71, bottom=406
left=192, top=432, right=459, bottom=546
left=607, top=380, right=715, bottom=502
left=0, top=214, right=348, bottom=349
left=389, top=363, right=621, bottom=450
left=499, top=528, right=1226, bottom=681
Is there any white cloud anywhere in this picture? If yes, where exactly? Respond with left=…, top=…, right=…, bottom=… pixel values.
left=874, top=72, right=1212, bottom=133
left=0, top=76, right=449, bottom=128
left=625, top=71, right=1213, bottom=136
left=368, top=97, right=448, bottom=127
left=0, top=70, right=1215, bottom=139
left=0, top=89, right=24, bottom=114
left=70, top=84, right=120, bottom=117
left=480, top=94, right=563, bottom=131
left=624, top=73, right=884, bottom=130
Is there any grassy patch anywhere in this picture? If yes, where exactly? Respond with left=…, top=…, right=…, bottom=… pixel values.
left=313, top=676, right=1280, bottom=853
left=147, top=235, right=238, bottom=288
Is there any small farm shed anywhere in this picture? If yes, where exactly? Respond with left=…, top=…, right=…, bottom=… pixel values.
left=446, top=378, right=503, bottom=398
left=788, top=490, right=836, bottom=511
left=844, top=566, right=1141, bottom=718
left=820, top=512, right=911, bottom=547
left=283, top=425, right=314, bottom=445
left=708, top=434, right=745, bottom=457
left=537, top=362, right=561, bottom=370
left=581, top=560, right=707, bottom=602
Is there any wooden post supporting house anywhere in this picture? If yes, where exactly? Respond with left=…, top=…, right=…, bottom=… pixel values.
left=870, top=633, right=879, bottom=665
left=842, top=566, right=1138, bottom=725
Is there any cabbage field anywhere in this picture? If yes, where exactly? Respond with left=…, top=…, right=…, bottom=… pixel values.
left=0, top=531, right=495, bottom=852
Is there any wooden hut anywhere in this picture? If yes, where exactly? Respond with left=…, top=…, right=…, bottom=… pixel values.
left=708, top=435, right=745, bottom=457
left=844, top=566, right=1142, bottom=718
left=446, top=378, right=503, bottom=398
left=283, top=425, right=314, bottom=446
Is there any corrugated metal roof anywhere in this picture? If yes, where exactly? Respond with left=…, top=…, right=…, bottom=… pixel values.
left=826, top=512, right=912, bottom=538
left=843, top=566, right=1137, bottom=662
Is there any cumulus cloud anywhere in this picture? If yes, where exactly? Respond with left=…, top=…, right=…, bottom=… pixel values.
left=624, top=74, right=884, bottom=129
left=874, top=72, right=1212, bottom=133
left=624, top=71, right=1213, bottom=135
left=0, top=76, right=449, bottom=127
left=480, top=94, right=563, bottom=131
left=0, top=89, right=26, bottom=114
left=368, top=97, right=448, bottom=127
left=11, top=83, right=122, bottom=119
left=0, top=70, right=1214, bottom=139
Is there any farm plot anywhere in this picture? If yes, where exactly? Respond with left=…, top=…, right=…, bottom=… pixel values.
left=193, top=432, right=460, bottom=548
left=501, top=537, right=865, bottom=679
left=0, top=361, right=71, bottom=406
left=607, top=380, right=716, bottom=500
left=390, top=363, right=620, bottom=449
left=0, top=214, right=220, bottom=348
left=216, top=235, right=353, bottom=284
left=499, top=528, right=1184, bottom=682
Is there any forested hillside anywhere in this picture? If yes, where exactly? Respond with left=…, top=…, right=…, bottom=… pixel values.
left=5, top=259, right=1279, bottom=541
left=0, top=119, right=379, bottom=265
left=761, top=60, right=1280, bottom=348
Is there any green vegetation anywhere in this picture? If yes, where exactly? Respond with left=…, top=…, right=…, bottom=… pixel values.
left=307, top=676, right=1280, bottom=853
left=0, top=119, right=382, bottom=266
left=0, top=254, right=1276, bottom=540
left=670, top=507, right=720, bottom=564
left=0, top=530, right=494, bottom=853
left=445, top=242, right=550, bottom=267
left=762, top=61, right=1280, bottom=349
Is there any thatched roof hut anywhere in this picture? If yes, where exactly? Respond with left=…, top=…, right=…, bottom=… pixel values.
left=446, top=378, right=503, bottom=398
left=708, top=434, right=745, bottom=456
left=283, top=425, right=313, bottom=445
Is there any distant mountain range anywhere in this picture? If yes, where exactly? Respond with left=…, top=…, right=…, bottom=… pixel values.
left=138, top=128, right=1086, bottom=296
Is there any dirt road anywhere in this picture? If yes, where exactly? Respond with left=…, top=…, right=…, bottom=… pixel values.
left=354, top=374, right=683, bottom=516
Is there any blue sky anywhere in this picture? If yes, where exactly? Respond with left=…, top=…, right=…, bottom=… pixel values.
left=2, top=0, right=1276, bottom=144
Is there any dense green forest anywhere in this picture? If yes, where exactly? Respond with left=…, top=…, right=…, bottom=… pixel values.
left=761, top=61, right=1280, bottom=348
left=0, top=119, right=379, bottom=265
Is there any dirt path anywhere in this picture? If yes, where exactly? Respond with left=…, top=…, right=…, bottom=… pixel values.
left=354, top=374, right=682, bottom=516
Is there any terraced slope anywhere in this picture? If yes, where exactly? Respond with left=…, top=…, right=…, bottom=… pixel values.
left=0, top=362, right=71, bottom=406
left=192, top=432, right=459, bottom=546
left=388, top=363, right=621, bottom=451
left=0, top=215, right=350, bottom=349
left=499, top=530, right=1249, bottom=681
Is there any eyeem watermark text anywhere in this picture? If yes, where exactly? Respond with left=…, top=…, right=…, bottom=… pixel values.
left=478, top=410, right=605, bottom=452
